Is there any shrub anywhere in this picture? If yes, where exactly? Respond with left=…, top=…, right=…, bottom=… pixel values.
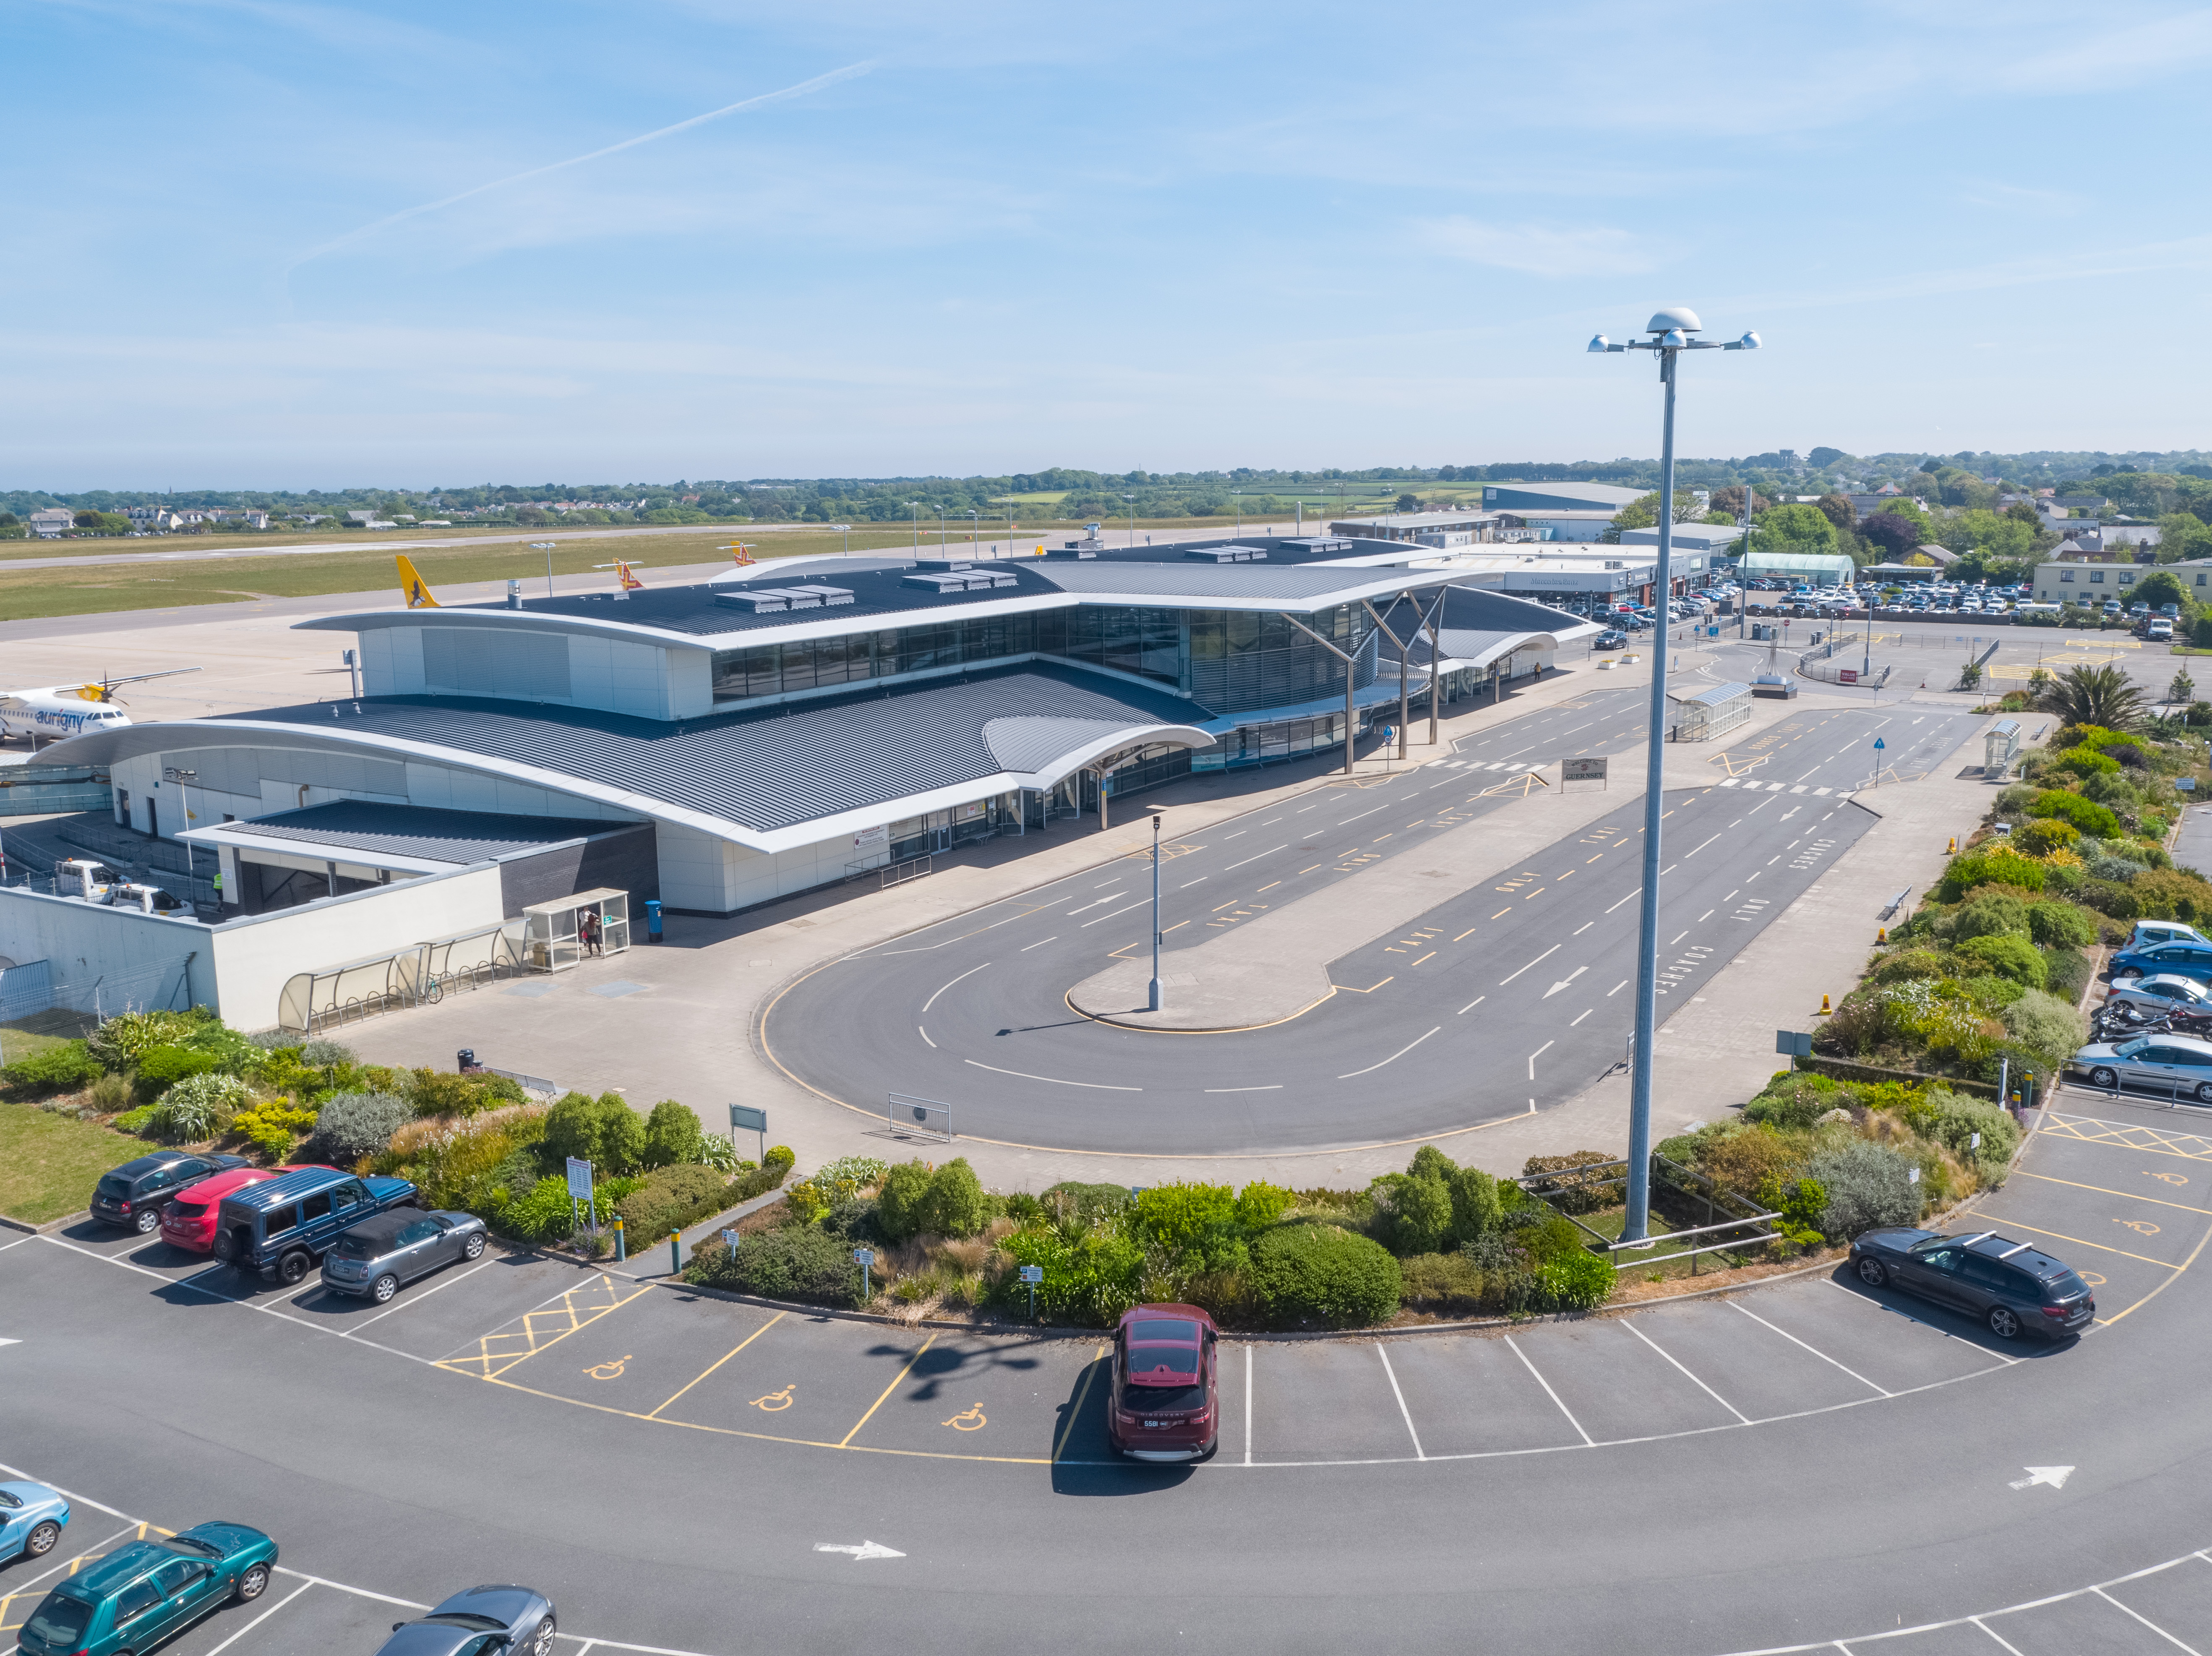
left=874, top=1161, right=934, bottom=1243
left=1, top=1040, right=103, bottom=1098
left=2026, top=902, right=2096, bottom=948
left=499, top=1175, right=582, bottom=1244
left=1745, top=1075, right=1855, bottom=1131
left=1249, top=1224, right=1402, bottom=1328
left=2010, top=820, right=2079, bottom=857
left=1233, top=1181, right=1294, bottom=1232
left=229, top=1101, right=317, bottom=1161
left=1132, top=1182, right=1247, bottom=1271
left=1461, top=1231, right=1540, bottom=1315
left=1398, top=1251, right=1485, bottom=1314
left=1951, top=893, right=2032, bottom=942
left=1700, top=1126, right=1805, bottom=1201
left=764, top=1145, right=795, bottom=1174
left=697, top=1225, right=866, bottom=1307
left=86, top=1071, right=134, bottom=1113
left=918, top=1157, right=992, bottom=1238
left=297, top=1038, right=356, bottom=1068
left=540, top=1091, right=646, bottom=1174
left=818, top=1197, right=881, bottom=1244
left=995, top=1223, right=1145, bottom=1324
left=2048, top=746, right=2120, bottom=778
left=2000, top=989, right=2087, bottom=1073
left=1868, top=948, right=1948, bottom=985
left=132, top=1043, right=218, bottom=1102
left=1520, top=1151, right=1622, bottom=1214
left=615, top=1163, right=728, bottom=1242
left=151, top=1072, right=253, bottom=1141
left=2042, top=947, right=2092, bottom=1003
left=86, top=1010, right=201, bottom=1072
left=697, top=1133, right=738, bottom=1172
left=113, top=1104, right=161, bottom=1134
left=1371, top=1173, right=1452, bottom=1255
left=1445, top=1166, right=1502, bottom=1242
left=1806, top=1139, right=1923, bottom=1239
left=404, top=1068, right=524, bottom=1119
left=1920, top=1089, right=2019, bottom=1173
left=1938, top=848, right=2045, bottom=901
left=312, top=1090, right=410, bottom=1164
left=1537, top=1249, right=1614, bottom=1313
left=1954, top=932, right=2046, bottom=987
left=641, top=1100, right=705, bottom=1169
left=1039, top=1181, right=1132, bottom=1230
left=2027, top=791, right=2123, bottom=839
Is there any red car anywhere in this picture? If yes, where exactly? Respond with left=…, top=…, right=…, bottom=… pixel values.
left=1106, top=1304, right=1219, bottom=1461
left=159, top=1166, right=330, bottom=1253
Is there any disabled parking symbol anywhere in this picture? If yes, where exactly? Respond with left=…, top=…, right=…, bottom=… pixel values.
left=584, top=1355, right=632, bottom=1380
left=751, top=1384, right=796, bottom=1412
left=2118, top=1219, right=2162, bottom=1236
left=942, top=1403, right=987, bottom=1432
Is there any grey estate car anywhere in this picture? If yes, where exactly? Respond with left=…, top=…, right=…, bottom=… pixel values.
left=374, top=1584, right=557, bottom=1656
left=320, top=1208, right=487, bottom=1301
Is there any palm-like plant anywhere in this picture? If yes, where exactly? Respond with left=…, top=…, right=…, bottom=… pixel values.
left=2039, top=662, right=2150, bottom=731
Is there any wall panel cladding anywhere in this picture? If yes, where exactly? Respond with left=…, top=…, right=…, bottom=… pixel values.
left=422, top=627, right=573, bottom=700
left=498, top=823, right=658, bottom=911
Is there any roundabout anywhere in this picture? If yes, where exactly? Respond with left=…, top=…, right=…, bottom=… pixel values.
left=6, top=1098, right=2212, bottom=1653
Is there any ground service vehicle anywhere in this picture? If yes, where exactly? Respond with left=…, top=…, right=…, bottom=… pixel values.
left=212, top=1166, right=418, bottom=1285
left=91, top=1152, right=250, bottom=1234
left=1106, top=1304, right=1219, bottom=1461
left=323, top=1209, right=489, bottom=1301
left=1850, top=1228, right=2094, bottom=1340
left=0, top=1482, right=68, bottom=1562
left=373, top=1584, right=558, bottom=1656
left=13, top=1523, right=274, bottom=1656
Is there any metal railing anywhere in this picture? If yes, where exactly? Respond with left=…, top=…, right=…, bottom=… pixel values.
left=1515, top=1154, right=1782, bottom=1274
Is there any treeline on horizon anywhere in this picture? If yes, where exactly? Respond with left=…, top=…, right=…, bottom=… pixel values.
left=8, top=448, right=2212, bottom=527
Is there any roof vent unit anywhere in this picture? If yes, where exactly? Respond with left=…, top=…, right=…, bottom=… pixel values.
left=1185, top=544, right=1269, bottom=564
left=902, top=568, right=1019, bottom=592
left=713, top=584, right=855, bottom=613
left=1045, top=546, right=1098, bottom=560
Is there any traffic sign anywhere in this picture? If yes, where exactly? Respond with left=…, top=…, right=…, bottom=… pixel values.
left=565, top=1157, right=593, bottom=1201
left=1873, top=737, right=1886, bottom=750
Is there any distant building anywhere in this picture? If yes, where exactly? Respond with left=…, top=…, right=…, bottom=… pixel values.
left=1495, top=509, right=1617, bottom=544
left=1479, top=481, right=1645, bottom=514
left=1847, top=493, right=1928, bottom=522
left=1617, top=523, right=1744, bottom=556
left=27, top=508, right=73, bottom=538
left=1326, top=509, right=1500, bottom=548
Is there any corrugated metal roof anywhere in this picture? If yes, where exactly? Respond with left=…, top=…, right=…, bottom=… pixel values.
left=219, top=802, right=631, bottom=864
left=177, top=664, right=1208, bottom=837
left=1034, top=562, right=1458, bottom=606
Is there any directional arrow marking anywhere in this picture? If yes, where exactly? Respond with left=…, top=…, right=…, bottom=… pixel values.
left=0, top=1339, right=19, bottom=1348
left=1543, top=967, right=1589, bottom=1000
left=2009, top=1466, right=2074, bottom=1490
left=815, top=1541, right=905, bottom=1561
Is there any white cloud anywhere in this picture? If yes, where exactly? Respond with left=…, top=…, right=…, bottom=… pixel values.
left=1993, top=8, right=2212, bottom=90
left=1415, top=216, right=1660, bottom=278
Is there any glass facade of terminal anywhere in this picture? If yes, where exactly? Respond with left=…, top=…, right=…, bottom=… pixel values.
left=709, top=602, right=1377, bottom=713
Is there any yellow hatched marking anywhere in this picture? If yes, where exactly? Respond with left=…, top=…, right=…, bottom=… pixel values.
left=436, top=1273, right=655, bottom=1380
left=1712, top=750, right=1770, bottom=777
left=2042, top=1115, right=2212, bottom=1162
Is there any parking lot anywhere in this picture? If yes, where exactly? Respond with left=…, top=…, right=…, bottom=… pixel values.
left=8, top=1090, right=2212, bottom=1655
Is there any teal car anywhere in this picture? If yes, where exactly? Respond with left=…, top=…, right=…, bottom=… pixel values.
left=16, top=1523, right=275, bottom=1656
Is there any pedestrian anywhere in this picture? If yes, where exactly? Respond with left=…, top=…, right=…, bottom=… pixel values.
left=579, top=908, right=600, bottom=957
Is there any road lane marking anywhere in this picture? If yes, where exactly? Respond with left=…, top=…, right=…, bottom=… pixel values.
left=1205, top=1086, right=1283, bottom=1092
left=2012, top=1170, right=2212, bottom=1215
left=1339, top=1026, right=1442, bottom=1079
left=965, top=1060, right=1140, bottom=1091
left=922, top=961, right=991, bottom=1014
left=1966, top=1213, right=2181, bottom=1270
left=650, top=1312, right=789, bottom=1419
left=1377, top=1347, right=1425, bottom=1460
left=200, top=1578, right=316, bottom=1656
left=1067, top=893, right=1127, bottom=914
left=1458, top=995, right=1485, bottom=1015
left=1527, top=1040, right=1554, bottom=1078
left=1570, top=1009, right=1591, bottom=1025
left=1018, top=935, right=1058, bottom=951
left=1608, top=979, right=1629, bottom=995
left=1223, top=845, right=1287, bottom=870
left=1080, top=901, right=1150, bottom=927
left=1499, top=943, right=1562, bottom=984
left=1244, top=1346, right=1253, bottom=1465
left=919, top=1028, right=935, bottom=1047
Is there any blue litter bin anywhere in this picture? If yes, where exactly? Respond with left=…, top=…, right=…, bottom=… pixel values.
left=644, top=899, right=663, bottom=943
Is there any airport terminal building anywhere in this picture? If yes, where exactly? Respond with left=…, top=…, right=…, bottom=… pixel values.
left=2, top=536, right=1596, bottom=1028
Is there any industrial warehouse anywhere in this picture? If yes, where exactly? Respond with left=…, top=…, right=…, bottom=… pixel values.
left=0, top=534, right=1598, bottom=1030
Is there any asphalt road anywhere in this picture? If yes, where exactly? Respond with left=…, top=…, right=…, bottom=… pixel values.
left=6, top=1095, right=2212, bottom=1655
left=764, top=697, right=1978, bottom=1153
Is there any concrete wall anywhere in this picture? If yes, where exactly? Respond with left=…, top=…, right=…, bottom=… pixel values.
left=209, top=864, right=507, bottom=1031
left=0, top=890, right=213, bottom=1013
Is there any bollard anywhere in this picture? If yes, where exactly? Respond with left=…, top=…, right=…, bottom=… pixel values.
left=670, top=1234, right=681, bottom=1276
left=614, top=1217, right=626, bottom=1262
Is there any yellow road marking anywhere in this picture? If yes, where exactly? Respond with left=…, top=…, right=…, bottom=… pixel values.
left=2013, top=1170, right=2212, bottom=1216
left=840, top=1332, right=939, bottom=1446
left=2041, top=1115, right=2212, bottom=1161
left=647, top=1311, right=787, bottom=1419
left=1972, top=1213, right=2180, bottom=1269
left=1453, top=927, right=1478, bottom=941
left=1409, top=952, right=1435, bottom=966
left=1333, top=976, right=1393, bottom=994
left=436, top=1273, right=655, bottom=1380
left=1054, top=1345, right=1109, bottom=1462
left=2098, top=1198, right=2212, bottom=1325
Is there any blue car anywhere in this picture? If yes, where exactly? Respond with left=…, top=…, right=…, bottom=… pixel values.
left=2107, top=940, right=2212, bottom=985
left=0, top=1481, right=69, bottom=1562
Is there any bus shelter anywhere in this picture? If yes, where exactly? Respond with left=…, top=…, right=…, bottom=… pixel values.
left=520, top=888, right=632, bottom=973
left=1669, top=682, right=1752, bottom=743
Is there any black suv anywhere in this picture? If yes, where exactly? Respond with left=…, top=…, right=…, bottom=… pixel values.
left=91, top=1153, right=250, bottom=1235
left=213, top=1166, right=420, bottom=1286
left=1849, top=1227, right=2095, bottom=1340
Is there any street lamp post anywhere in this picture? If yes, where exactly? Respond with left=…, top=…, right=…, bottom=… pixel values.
left=1233, top=488, right=1244, bottom=538
left=1588, top=307, right=1761, bottom=1244
left=907, top=501, right=922, bottom=550
left=1146, top=807, right=1167, bottom=1011
left=1124, top=493, right=1136, bottom=548
left=530, top=541, right=557, bottom=596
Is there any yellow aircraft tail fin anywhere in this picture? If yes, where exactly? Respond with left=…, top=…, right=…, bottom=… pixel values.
left=396, top=554, right=441, bottom=608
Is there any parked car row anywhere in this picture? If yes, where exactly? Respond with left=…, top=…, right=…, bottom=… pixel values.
left=93, top=1156, right=487, bottom=1301
left=5, top=1487, right=555, bottom=1656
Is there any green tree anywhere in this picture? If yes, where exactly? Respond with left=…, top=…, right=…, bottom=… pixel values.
left=1395, top=492, right=1420, bottom=513
left=642, top=1099, right=704, bottom=1168
left=1611, top=490, right=1703, bottom=533
left=2133, top=570, right=2192, bottom=616
left=2171, top=669, right=2196, bottom=707
left=917, top=1157, right=992, bottom=1237
left=874, top=1160, right=934, bottom=1242
left=1813, top=493, right=1857, bottom=532
left=2040, top=663, right=2150, bottom=731
left=1753, top=503, right=1837, bottom=554
left=2156, top=512, right=2212, bottom=563
left=595, top=1092, right=646, bottom=1174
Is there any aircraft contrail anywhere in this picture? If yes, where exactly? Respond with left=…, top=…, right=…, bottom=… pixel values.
left=289, top=59, right=876, bottom=269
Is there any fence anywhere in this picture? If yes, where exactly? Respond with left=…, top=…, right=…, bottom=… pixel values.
left=1515, top=1154, right=1782, bottom=1274
left=885, top=1093, right=953, bottom=1143
left=0, top=954, right=197, bottom=1034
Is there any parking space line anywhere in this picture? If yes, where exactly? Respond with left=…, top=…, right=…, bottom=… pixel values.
left=840, top=1332, right=940, bottom=1447
left=1054, top=1345, right=1109, bottom=1463
left=201, top=1578, right=315, bottom=1656
left=1242, top=1345, right=1252, bottom=1465
left=1505, top=1334, right=1591, bottom=1445
left=348, top=1256, right=501, bottom=1330
left=1819, top=1280, right=2020, bottom=1365
left=1376, top=1346, right=1425, bottom=1459
left=2012, top=1169, right=2212, bottom=1216
left=2091, top=1586, right=2204, bottom=1653
left=647, top=1311, right=787, bottom=1419
left=1623, top=1320, right=1748, bottom=1424
left=1726, top=1299, right=1892, bottom=1396
left=1968, top=1213, right=2182, bottom=1270
left=1972, top=1614, right=2029, bottom=1653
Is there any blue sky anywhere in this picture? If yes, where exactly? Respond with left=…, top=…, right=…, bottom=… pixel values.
left=8, top=0, right=2212, bottom=487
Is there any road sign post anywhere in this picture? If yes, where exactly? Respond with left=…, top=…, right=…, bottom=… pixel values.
left=729, top=1104, right=768, bottom=1166
left=1562, top=757, right=1608, bottom=790
left=854, top=1247, right=875, bottom=1302
left=1019, top=1263, right=1043, bottom=1320
left=1871, top=734, right=1886, bottom=788
left=566, top=1156, right=595, bottom=1234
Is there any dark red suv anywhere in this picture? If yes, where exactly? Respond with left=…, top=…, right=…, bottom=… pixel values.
left=1107, top=1304, right=1219, bottom=1461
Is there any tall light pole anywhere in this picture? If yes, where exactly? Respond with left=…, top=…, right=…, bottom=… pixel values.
left=1233, top=488, right=1244, bottom=538
left=1124, top=493, right=1136, bottom=548
left=1146, top=806, right=1167, bottom=1011
left=531, top=540, right=556, bottom=596
left=966, top=508, right=980, bottom=553
left=907, top=501, right=922, bottom=550
left=1588, top=307, right=1761, bottom=1244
